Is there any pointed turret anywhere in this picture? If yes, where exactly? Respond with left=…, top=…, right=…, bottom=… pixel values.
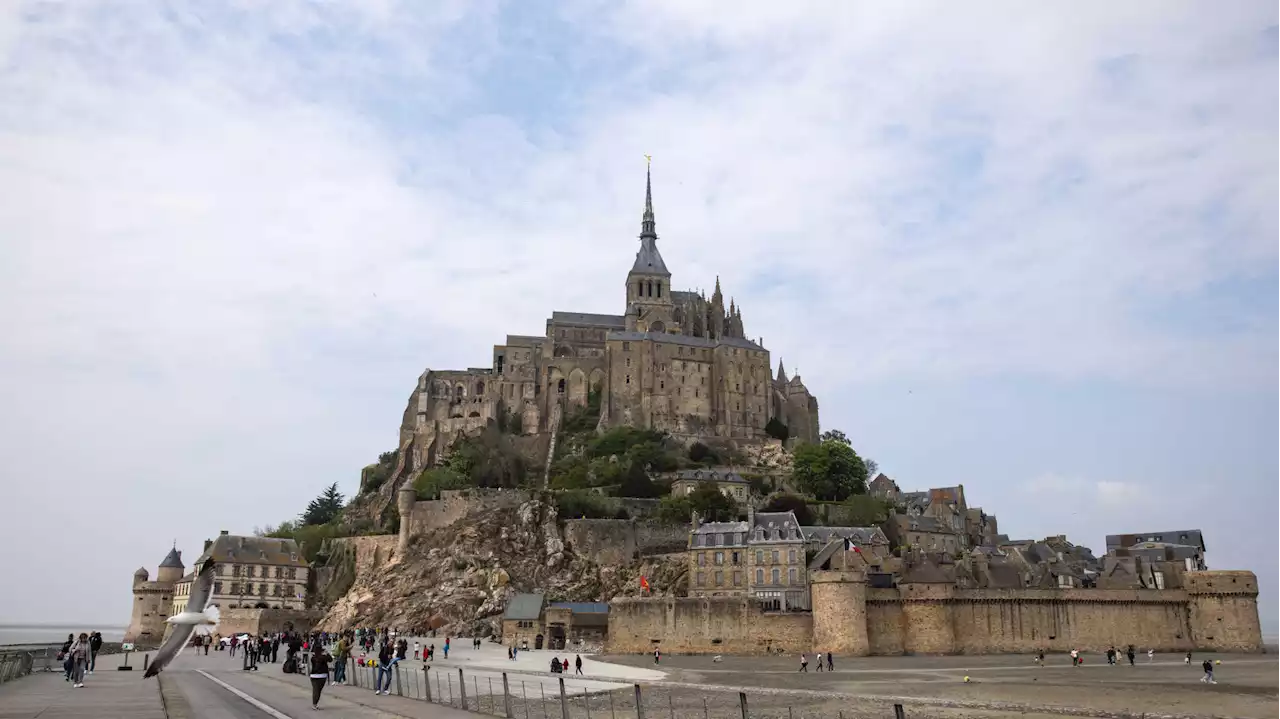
left=777, top=359, right=788, bottom=383
left=630, top=162, right=669, bottom=276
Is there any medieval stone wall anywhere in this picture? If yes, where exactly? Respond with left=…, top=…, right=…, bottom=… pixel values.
left=564, top=519, right=636, bottom=566
left=605, top=597, right=812, bottom=655
left=406, top=489, right=534, bottom=538
left=607, top=572, right=1262, bottom=656
left=217, top=608, right=323, bottom=637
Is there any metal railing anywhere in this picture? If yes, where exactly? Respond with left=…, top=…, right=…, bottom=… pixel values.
left=0, top=650, right=35, bottom=685
left=273, top=656, right=911, bottom=718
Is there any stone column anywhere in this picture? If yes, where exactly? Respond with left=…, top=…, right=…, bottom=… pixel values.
left=809, top=570, right=869, bottom=656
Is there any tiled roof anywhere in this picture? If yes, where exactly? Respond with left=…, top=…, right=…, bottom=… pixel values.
left=195, top=534, right=309, bottom=568
left=607, top=331, right=765, bottom=351
left=504, top=593, right=545, bottom=621
left=692, top=521, right=750, bottom=535
left=547, top=602, right=609, bottom=614
left=802, top=526, right=887, bottom=545
left=551, top=312, right=626, bottom=328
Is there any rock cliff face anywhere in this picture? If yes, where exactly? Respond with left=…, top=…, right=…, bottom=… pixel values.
left=317, top=499, right=687, bottom=636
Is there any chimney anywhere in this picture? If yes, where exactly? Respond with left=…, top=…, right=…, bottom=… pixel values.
left=203, top=539, right=213, bottom=551
left=220, top=530, right=229, bottom=536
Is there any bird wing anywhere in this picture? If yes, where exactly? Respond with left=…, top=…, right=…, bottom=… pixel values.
left=144, top=622, right=194, bottom=678
left=186, top=557, right=217, bottom=614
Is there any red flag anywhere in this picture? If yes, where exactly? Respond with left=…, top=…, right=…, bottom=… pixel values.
left=852, top=545, right=862, bottom=553
left=639, top=576, right=651, bottom=592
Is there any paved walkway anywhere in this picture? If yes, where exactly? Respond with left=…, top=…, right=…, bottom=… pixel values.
left=0, top=651, right=479, bottom=718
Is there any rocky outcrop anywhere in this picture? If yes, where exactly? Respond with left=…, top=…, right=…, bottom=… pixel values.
left=316, top=499, right=687, bottom=636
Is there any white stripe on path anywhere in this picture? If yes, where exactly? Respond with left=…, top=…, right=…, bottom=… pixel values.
left=197, top=669, right=293, bottom=719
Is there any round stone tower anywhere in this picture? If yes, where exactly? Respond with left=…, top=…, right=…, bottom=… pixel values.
left=810, top=570, right=869, bottom=656
left=1186, top=570, right=1263, bottom=652
left=156, top=547, right=185, bottom=583
left=397, top=483, right=417, bottom=554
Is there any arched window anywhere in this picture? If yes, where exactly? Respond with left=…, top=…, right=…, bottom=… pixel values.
left=636, top=281, right=643, bottom=298
left=656, top=281, right=662, bottom=298
left=476, top=381, right=485, bottom=395
left=646, top=280, right=652, bottom=297
left=557, top=378, right=565, bottom=394
left=455, top=384, right=465, bottom=400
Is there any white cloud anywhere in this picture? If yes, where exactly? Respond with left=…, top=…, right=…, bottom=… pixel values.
left=0, top=2, right=1273, bottom=625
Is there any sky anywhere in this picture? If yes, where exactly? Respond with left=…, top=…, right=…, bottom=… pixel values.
left=0, top=2, right=1275, bottom=632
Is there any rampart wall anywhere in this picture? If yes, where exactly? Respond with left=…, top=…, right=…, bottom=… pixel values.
left=606, top=571, right=1262, bottom=656
left=563, top=519, right=702, bottom=565
left=406, top=489, right=533, bottom=538
left=217, top=608, right=323, bottom=637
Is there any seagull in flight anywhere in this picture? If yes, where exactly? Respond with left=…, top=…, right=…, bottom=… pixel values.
left=143, top=557, right=220, bottom=678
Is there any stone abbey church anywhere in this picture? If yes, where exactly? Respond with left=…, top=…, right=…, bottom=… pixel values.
left=402, top=167, right=820, bottom=469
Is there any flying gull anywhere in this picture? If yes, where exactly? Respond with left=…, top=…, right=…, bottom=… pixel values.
left=143, top=557, right=220, bottom=678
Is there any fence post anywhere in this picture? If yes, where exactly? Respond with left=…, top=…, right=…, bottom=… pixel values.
left=893, top=705, right=906, bottom=719
left=583, top=687, right=592, bottom=719
left=559, top=677, right=570, bottom=719
left=459, top=668, right=468, bottom=710
left=635, top=684, right=645, bottom=719
left=502, top=673, right=514, bottom=718
left=425, top=667, right=433, bottom=702
left=738, top=691, right=748, bottom=719
left=143, top=654, right=149, bottom=672
left=395, top=664, right=403, bottom=696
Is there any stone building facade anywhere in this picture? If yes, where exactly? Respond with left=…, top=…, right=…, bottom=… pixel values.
left=170, top=531, right=311, bottom=614
left=124, top=547, right=185, bottom=646
left=396, top=166, right=820, bottom=473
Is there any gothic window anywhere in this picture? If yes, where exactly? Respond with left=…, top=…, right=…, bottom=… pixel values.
left=646, top=280, right=653, bottom=296
left=476, top=381, right=485, bottom=394
left=657, top=281, right=662, bottom=297
left=455, top=385, right=464, bottom=400
left=557, top=379, right=565, bottom=394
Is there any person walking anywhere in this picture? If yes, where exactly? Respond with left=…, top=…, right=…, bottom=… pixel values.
left=309, top=644, right=333, bottom=710
left=1126, top=645, right=1136, bottom=666
left=414, top=641, right=420, bottom=660
left=443, top=637, right=450, bottom=659
left=88, top=631, right=102, bottom=673
left=799, top=653, right=809, bottom=672
left=1147, top=648, right=1154, bottom=663
left=69, top=633, right=90, bottom=688
left=272, top=635, right=280, bottom=663
left=653, top=647, right=661, bottom=665
left=333, top=638, right=349, bottom=685
left=814, top=649, right=824, bottom=672
left=230, top=635, right=238, bottom=657
left=1069, top=648, right=1079, bottom=666
left=61, top=633, right=74, bottom=681
left=1185, top=651, right=1193, bottom=664
left=1200, top=658, right=1216, bottom=684
left=374, top=640, right=394, bottom=695
left=574, top=655, right=583, bottom=675
left=826, top=652, right=833, bottom=672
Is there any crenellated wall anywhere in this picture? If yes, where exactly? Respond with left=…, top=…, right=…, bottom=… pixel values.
left=606, top=571, right=1262, bottom=656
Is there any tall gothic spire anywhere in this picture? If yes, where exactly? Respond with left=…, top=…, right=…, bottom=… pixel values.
left=630, top=158, right=669, bottom=276
left=777, top=359, right=788, bottom=383
left=640, top=160, right=657, bottom=240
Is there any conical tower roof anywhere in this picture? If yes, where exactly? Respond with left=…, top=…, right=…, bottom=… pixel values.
left=159, top=546, right=184, bottom=569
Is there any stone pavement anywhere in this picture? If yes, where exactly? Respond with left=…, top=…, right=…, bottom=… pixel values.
left=0, top=650, right=481, bottom=718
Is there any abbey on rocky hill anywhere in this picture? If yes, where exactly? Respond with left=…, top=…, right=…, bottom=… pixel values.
left=402, top=164, right=819, bottom=468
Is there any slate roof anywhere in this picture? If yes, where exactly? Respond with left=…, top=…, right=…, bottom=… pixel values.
left=901, top=559, right=952, bottom=584
left=900, top=515, right=948, bottom=533
left=751, top=511, right=804, bottom=541
left=195, top=534, right=309, bottom=568
left=802, top=526, right=887, bottom=546
left=631, top=237, right=670, bottom=275
left=159, top=547, right=185, bottom=569
left=691, top=520, right=750, bottom=536
left=548, top=602, right=609, bottom=614
left=504, top=593, right=545, bottom=621
left=550, top=312, right=626, bottom=329
left=606, top=331, right=765, bottom=352
left=1106, top=530, right=1205, bottom=553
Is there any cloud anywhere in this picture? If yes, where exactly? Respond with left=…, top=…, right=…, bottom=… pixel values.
left=0, top=2, right=1273, bottom=627
left=1095, top=480, right=1144, bottom=507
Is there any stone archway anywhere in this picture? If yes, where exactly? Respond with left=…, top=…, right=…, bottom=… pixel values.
left=588, top=368, right=605, bottom=394
left=567, top=368, right=588, bottom=406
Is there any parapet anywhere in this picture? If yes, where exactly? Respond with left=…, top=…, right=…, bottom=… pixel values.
left=1184, top=570, right=1257, bottom=596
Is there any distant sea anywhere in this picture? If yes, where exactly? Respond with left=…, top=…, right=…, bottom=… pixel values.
left=0, top=625, right=126, bottom=647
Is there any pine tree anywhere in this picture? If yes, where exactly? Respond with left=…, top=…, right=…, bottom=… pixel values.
left=301, top=483, right=345, bottom=526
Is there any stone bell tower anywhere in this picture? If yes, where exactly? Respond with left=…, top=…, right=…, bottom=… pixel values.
left=625, top=161, right=675, bottom=334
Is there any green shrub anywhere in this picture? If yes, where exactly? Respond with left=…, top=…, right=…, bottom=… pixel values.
left=556, top=490, right=612, bottom=519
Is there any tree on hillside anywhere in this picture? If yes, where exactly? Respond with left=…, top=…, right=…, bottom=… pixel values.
left=413, top=467, right=470, bottom=500
left=616, top=460, right=662, bottom=498
left=687, top=482, right=737, bottom=522
left=864, top=458, right=879, bottom=479
left=820, top=429, right=850, bottom=446
left=447, top=428, right=527, bottom=488
left=761, top=493, right=816, bottom=526
left=791, top=432, right=868, bottom=501
left=301, top=483, right=345, bottom=526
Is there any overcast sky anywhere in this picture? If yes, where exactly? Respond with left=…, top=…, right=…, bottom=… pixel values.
left=0, top=3, right=1275, bottom=632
